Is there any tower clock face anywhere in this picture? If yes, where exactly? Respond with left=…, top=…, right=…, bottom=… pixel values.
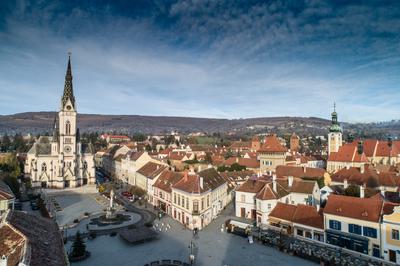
left=64, top=145, right=72, bottom=153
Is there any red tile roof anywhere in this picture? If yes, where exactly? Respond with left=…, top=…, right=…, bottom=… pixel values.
left=324, top=194, right=383, bottom=223
left=236, top=179, right=267, bottom=193
left=269, top=202, right=297, bottom=222
left=328, top=143, right=369, bottom=163
left=270, top=203, right=323, bottom=229
left=153, top=170, right=184, bottom=193
left=276, top=165, right=325, bottom=180
left=223, top=157, right=259, bottom=168
left=258, top=134, right=287, bottom=153
left=172, top=168, right=226, bottom=194
left=137, top=162, right=167, bottom=179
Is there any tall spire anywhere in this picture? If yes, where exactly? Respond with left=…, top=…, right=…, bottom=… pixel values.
left=329, top=101, right=342, bottom=133
left=52, top=113, right=59, bottom=141
left=61, top=52, right=76, bottom=110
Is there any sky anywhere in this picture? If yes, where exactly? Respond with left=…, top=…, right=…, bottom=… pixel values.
left=0, top=0, right=399, bottom=122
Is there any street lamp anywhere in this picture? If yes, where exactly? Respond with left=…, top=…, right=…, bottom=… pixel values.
left=188, top=241, right=195, bottom=266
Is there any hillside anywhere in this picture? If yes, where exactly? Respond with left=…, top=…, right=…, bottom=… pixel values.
left=0, top=112, right=399, bottom=138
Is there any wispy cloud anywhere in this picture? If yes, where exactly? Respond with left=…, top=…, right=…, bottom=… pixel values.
left=0, top=0, right=399, bottom=122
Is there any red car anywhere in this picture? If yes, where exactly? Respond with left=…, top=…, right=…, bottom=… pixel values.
left=121, top=191, right=132, bottom=197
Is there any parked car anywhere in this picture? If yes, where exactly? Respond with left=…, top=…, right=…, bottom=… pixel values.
left=128, top=195, right=135, bottom=202
left=122, top=191, right=132, bottom=197
left=31, top=202, right=40, bottom=210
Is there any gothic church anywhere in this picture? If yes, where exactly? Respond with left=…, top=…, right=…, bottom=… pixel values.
left=24, top=55, right=95, bottom=188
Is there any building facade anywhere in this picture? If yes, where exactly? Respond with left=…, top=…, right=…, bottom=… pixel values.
left=328, top=104, right=343, bottom=155
left=24, top=56, right=95, bottom=188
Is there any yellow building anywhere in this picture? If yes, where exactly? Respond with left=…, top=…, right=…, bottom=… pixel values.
left=258, top=134, right=287, bottom=173
left=382, top=204, right=400, bottom=263
left=324, top=194, right=383, bottom=257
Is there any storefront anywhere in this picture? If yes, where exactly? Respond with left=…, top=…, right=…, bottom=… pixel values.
left=326, top=229, right=369, bottom=254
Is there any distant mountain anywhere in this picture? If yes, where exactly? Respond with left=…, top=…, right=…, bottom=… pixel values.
left=0, top=112, right=399, bottom=138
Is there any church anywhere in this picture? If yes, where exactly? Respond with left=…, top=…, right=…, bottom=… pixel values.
left=24, top=55, right=95, bottom=188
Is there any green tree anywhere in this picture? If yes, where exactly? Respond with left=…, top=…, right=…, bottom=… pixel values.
left=345, top=185, right=360, bottom=197
left=1, top=134, right=11, bottom=152
left=71, top=231, right=86, bottom=258
left=204, top=152, right=213, bottom=164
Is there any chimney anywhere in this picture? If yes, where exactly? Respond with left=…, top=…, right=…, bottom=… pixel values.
left=198, top=165, right=202, bottom=172
left=236, top=157, right=239, bottom=163
left=303, top=166, right=306, bottom=173
left=288, top=176, right=293, bottom=187
left=272, top=174, right=277, bottom=193
left=343, top=179, right=348, bottom=189
left=357, top=140, right=364, bottom=154
left=207, top=164, right=212, bottom=169
left=316, top=204, right=320, bottom=212
left=200, top=176, right=204, bottom=190
left=360, top=185, right=365, bottom=198
left=360, top=164, right=365, bottom=174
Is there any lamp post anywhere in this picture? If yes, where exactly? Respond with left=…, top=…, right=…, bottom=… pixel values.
left=188, top=241, right=195, bottom=266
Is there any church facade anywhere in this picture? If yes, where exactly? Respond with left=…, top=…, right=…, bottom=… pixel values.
left=24, top=56, right=95, bottom=188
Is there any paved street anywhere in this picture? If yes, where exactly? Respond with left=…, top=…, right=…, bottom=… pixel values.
left=67, top=202, right=315, bottom=266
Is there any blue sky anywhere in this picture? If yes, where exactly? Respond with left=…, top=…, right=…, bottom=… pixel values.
left=0, top=0, right=399, bottom=122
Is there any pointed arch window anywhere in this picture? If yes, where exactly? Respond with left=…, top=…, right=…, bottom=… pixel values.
left=41, top=163, right=47, bottom=172
left=66, top=121, right=71, bottom=135
left=83, top=161, right=88, bottom=170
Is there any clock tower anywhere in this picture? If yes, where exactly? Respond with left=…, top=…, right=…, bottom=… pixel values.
left=59, top=54, right=77, bottom=177
left=328, top=103, right=343, bottom=154
left=25, top=54, right=95, bottom=189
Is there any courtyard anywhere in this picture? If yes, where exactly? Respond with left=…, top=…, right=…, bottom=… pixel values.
left=63, top=193, right=314, bottom=266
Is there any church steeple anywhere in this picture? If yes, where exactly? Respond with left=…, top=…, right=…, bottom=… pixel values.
left=61, top=53, right=76, bottom=110
left=329, top=102, right=342, bottom=133
left=52, top=114, right=58, bottom=142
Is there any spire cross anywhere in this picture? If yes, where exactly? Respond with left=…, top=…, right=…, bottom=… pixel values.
left=68, top=51, right=72, bottom=58
left=333, top=102, right=336, bottom=112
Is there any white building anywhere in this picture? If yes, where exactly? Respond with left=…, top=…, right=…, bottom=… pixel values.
left=24, top=55, right=95, bottom=188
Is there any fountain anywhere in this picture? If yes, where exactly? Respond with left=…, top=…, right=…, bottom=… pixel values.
left=88, top=188, right=141, bottom=230
left=105, top=189, right=116, bottom=220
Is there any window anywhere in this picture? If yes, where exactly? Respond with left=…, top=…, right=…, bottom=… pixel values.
left=329, top=220, right=341, bottom=230
left=363, top=227, right=377, bottom=238
left=267, top=203, right=271, bottom=210
left=65, top=137, right=71, bottom=144
left=207, top=195, right=210, bottom=207
left=201, top=198, right=204, bottom=210
left=178, top=195, right=180, bottom=206
left=159, top=191, right=163, bottom=199
left=241, top=195, right=245, bottom=202
left=257, top=201, right=261, bottom=210
left=174, top=193, right=176, bottom=204
left=297, top=229, right=304, bottom=236
left=193, top=201, right=199, bottom=214
left=348, top=224, right=362, bottom=235
left=392, top=229, right=399, bottom=240
left=83, top=161, right=88, bottom=170
left=182, top=197, right=185, bottom=207
left=186, top=197, right=189, bottom=209
left=41, top=163, right=47, bottom=172
left=65, top=121, right=71, bottom=135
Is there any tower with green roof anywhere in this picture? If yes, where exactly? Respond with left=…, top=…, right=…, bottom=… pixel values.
left=328, top=103, right=343, bottom=154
